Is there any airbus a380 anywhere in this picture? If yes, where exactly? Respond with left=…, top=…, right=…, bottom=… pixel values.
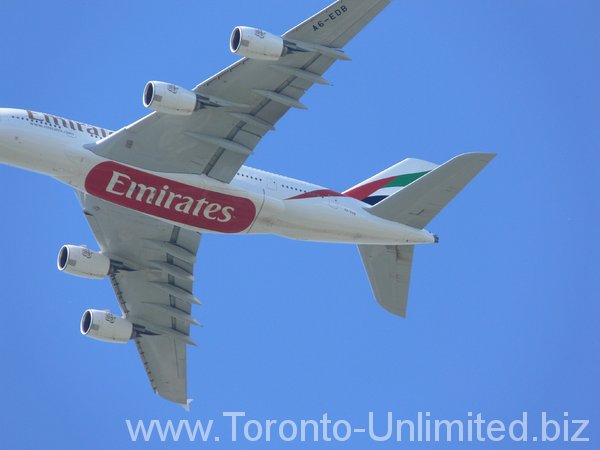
left=0, top=0, right=493, bottom=408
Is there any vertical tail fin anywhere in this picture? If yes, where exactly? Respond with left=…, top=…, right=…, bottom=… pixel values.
left=344, top=158, right=439, bottom=205
left=358, top=153, right=495, bottom=317
left=368, top=153, right=496, bottom=229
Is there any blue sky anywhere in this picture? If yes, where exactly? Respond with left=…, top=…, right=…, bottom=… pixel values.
left=0, top=0, right=598, bottom=448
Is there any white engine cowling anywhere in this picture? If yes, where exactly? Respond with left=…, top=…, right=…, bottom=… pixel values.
left=80, top=309, right=133, bottom=344
left=143, top=81, right=199, bottom=116
left=57, top=245, right=110, bottom=280
left=230, top=26, right=287, bottom=61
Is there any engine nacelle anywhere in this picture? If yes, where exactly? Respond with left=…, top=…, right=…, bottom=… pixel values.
left=230, top=26, right=287, bottom=61
left=80, top=309, right=133, bottom=344
left=57, top=245, right=110, bottom=280
left=143, top=81, right=199, bottom=116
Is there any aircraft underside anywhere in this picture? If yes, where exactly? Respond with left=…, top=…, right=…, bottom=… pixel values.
left=0, top=0, right=493, bottom=408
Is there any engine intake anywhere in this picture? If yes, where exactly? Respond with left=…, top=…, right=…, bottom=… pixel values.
left=57, top=245, right=110, bottom=280
left=143, top=81, right=200, bottom=116
left=230, top=27, right=287, bottom=61
left=81, top=309, right=133, bottom=344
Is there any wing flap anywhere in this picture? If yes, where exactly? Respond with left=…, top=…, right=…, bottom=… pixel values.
left=133, top=335, right=188, bottom=405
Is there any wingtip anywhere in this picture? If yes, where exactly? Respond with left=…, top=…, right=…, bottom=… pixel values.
left=181, top=399, right=194, bottom=412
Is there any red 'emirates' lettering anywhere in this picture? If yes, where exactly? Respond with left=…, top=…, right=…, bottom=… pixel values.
left=106, top=171, right=234, bottom=223
left=84, top=161, right=257, bottom=234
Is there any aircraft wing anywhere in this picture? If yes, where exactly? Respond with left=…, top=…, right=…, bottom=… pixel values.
left=79, top=192, right=201, bottom=407
left=87, top=0, right=391, bottom=182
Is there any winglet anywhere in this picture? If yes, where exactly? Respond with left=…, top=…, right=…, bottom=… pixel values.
left=181, top=399, right=194, bottom=412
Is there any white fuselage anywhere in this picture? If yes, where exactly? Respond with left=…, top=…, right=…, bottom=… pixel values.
left=0, top=108, right=435, bottom=245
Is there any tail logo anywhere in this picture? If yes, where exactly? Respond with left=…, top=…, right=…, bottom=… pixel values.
left=344, top=171, right=431, bottom=205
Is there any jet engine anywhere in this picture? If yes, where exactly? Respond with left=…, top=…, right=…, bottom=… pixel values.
left=80, top=309, right=133, bottom=344
left=143, top=81, right=200, bottom=116
left=230, top=26, right=287, bottom=61
left=57, top=245, right=110, bottom=280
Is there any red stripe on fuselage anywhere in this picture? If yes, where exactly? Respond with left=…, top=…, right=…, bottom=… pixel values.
left=85, top=162, right=256, bottom=233
left=287, top=189, right=345, bottom=200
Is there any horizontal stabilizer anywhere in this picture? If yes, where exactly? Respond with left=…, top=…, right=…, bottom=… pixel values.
left=359, top=244, right=414, bottom=317
left=368, top=153, right=495, bottom=229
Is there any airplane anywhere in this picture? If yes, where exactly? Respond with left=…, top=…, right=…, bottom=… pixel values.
left=0, top=0, right=494, bottom=409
